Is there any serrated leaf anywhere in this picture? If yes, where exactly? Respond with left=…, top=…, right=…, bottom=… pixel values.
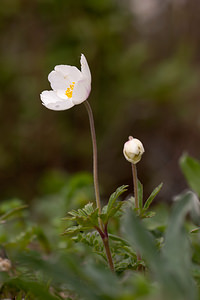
left=100, top=202, right=126, bottom=223
left=107, top=185, right=128, bottom=213
left=63, top=202, right=99, bottom=234
left=109, top=202, right=124, bottom=217
left=138, top=180, right=143, bottom=210
left=109, top=234, right=129, bottom=246
left=140, top=210, right=156, bottom=219
left=180, top=154, right=200, bottom=196
left=144, top=183, right=163, bottom=210
left=101, top=204, right=108, bottom=215
left=101, top=185, right=128, bottom=223
left=62, top=225, right=93, bottom=235
left=72, top=231, right=102, bottom=249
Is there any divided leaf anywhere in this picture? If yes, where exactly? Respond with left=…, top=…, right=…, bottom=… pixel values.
left=63, top=225, right=92, bottom=235
left=144, top=183, right=163, bottom=210
left=107, top=185, right=128, bottom=213
left=72, top=231, right=104, bottom=255
left=100, top=185, right=128, bottom=223
left=62, top=202, right=99, bottom=235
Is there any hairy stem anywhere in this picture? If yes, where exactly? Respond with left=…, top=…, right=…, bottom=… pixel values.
left=103, top=223, right=114, bottom=271
left=131, top=163, right=142, bottom=264
left=84, top=100, right=102, bottom=229
left=131, top=163, right=139, bottom=210
left=84, top=100, right=114, bottom=271
left=102, top=237, right=114, bottom=272
left=95, top=225, right=115, bottom=272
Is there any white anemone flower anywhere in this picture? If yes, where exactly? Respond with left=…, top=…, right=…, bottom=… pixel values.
left=40, top=54, right=91, bottom=111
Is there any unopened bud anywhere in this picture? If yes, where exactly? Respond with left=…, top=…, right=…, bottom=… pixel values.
left=123, top=136, right=144, bottom=164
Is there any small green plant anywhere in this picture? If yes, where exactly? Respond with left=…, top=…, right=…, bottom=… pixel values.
left=1, top=54, right=200, bottom=300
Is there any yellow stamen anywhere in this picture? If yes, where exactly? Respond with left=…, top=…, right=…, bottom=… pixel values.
left=65, top=82, right=75, bottom=98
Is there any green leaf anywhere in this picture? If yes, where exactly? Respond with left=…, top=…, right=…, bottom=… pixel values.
left=62, top=202, right=99, bottom=236
left=62, top=225, right=92, bottom=235
left=138, top=180, right=143, bottom=210
left=162, top=191, right=198, bottom=300
left=5, top=226, right=51, bottom=253
left=140, top=210, right=156, bottom=219
left=180, top=154, right=200, bottom=196
left=107, top=185, right=128, bottom=213
left=100, top=185, right=128, bottom=223
left=16, top=251, right=119, bottom=300
left=5, top=278, right=58, bottom=300
left=123, top=210, right=160, bottom=273
left=72, top=231, right=104, bottom=255
left=143, top=183, right=163, bottom=210
left=123, top=203, right=198, bottom=300
left=190, top=227, right=200, bottom=233
left=0, top=205, right=27, bottom=224
left=108, top=234, right=129, bottom=246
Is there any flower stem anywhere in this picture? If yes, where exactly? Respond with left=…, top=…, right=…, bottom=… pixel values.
left=102, top=237, right=114, bottom=272
left=131, top=163, right=139, bottom=210
left=131, top=163, right=142, bottom=265
left=84, top=100, right=114, bottom=271
left=103, top=223, right=114, bottom=272
left=84, top=100, right=103, bottom=230
left=95, top=225, right=115, bottom=272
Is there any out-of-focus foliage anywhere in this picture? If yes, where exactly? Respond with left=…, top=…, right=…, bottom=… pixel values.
left=0, top=0, right=200, bottom=202
left=0, top=168, right=200, bottom=299
left=180, top=154, right=200, bottom=196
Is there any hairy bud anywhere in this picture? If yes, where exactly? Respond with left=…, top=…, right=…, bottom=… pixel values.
left=123, top=136, right=144, bottom=164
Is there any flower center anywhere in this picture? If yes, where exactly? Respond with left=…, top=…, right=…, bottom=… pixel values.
left=65, top=82, right=75, bottom=98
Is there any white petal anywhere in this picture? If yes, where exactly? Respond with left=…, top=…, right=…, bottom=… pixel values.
left=48, top=70, right=69, bottom=90
left=56, top=89, right=69, bottom=100
left=55, top=65, right=82, bottom=82
left=81, top=54, right=91, bottom=85
left=40, top=90, right=74, bottom=111
left=45, top=101, right=74, bottom=111
left=72, top=79, right=91, bottom=105
left=40, top=90, right=61, bottom=104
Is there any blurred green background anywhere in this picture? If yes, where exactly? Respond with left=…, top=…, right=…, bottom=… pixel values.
left=0, top=0, right=200, bottom=203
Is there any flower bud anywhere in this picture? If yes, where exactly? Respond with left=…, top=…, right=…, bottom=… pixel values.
left=0, top=257, right=11, bottom=272
left=123, top=136, right=144, bottom=164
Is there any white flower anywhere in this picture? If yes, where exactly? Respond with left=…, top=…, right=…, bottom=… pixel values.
left=0, top=257, right=11, bottom=272
left=123, top=136, right=144, bottom=164
left=40, top=54, right=91, bottom=111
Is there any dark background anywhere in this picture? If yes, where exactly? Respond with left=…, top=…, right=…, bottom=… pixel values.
left=0, top=0, right=200, bottom=203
